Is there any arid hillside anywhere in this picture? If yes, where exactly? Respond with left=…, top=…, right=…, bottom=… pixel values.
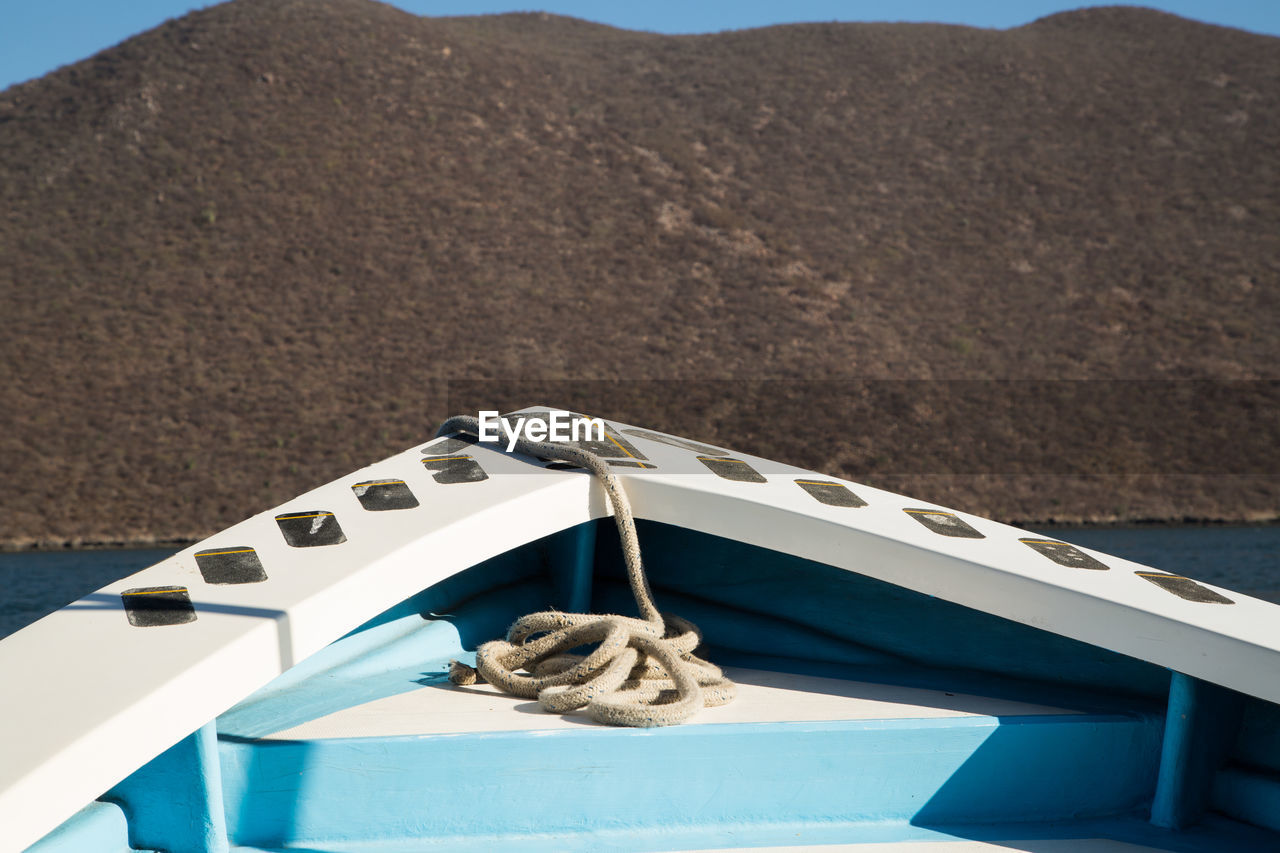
left=0, top=0, right=1276, bottom=547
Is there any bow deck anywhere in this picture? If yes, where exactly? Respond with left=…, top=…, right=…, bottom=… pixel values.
left=6, top=407, right=1279, bottom=852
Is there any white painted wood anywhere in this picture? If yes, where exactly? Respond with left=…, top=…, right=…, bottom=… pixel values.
left=262, top=666, right=1077, bottom=740
left=2, top=407, right=1278, bottom=850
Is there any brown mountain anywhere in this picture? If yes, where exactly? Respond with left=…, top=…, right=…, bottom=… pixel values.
left=1, top=0, right=1276, bottom=548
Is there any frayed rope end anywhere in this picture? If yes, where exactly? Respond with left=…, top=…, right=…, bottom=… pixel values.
left=448, top=660, right=481, bottom=686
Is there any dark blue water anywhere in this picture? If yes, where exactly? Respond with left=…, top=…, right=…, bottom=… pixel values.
left=1, top=527, right=1277, bottom=640
left=0, top=548, right=178, bottom=640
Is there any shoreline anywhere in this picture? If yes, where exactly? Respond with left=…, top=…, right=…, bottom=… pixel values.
left=4, top=514, right=1278, bottom=553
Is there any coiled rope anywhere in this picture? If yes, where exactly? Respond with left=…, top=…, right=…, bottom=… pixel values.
left=440, top=414, right=735, bottom=727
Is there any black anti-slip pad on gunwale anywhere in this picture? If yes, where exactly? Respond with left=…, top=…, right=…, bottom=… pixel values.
left=195, top=547, right=269, bottom=584
left=122, top=586, right=197, bottom=627
left=352, top=479, right=420, bottom=511
left=420, top=455, right=489, bottom=484
left=903, top=508, right=985, bottom=539
left=622, top=428, right=730, bottom=457
left=275, top=511, right=348, bottom=547
left=1137, top=571, right=1234, bottom=604
left=1019, top=538, right=1109, bottom=571
left=795, top=479, right=867, bottom=508
left=698, top=456, right=767, bottom=483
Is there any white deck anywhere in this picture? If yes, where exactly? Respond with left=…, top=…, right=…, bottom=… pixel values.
left=261, top=666, right=1077, bottom=740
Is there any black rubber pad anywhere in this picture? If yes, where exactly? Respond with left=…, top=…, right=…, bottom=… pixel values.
left=352, top=479, right=420, bottom=510
left=195, top=547, right=268, bottom=584
left=1137, top=572, right=1234, bottom=604
left=421, top=455, right=488, bottom=484
left=276, top=511, right=347, bottom=547
left=623, top=428, right=730, bottom=457
left=698, top=456, right=766, bottom=483
left=795, top=480, right=867, bottom=507
left=904, top=508, right=985, bottom=538
left=122, top=586, right=196, bottom=627
left=1020, top=538, right=1109, bottom=571
left=421, top=435, right=477, bottom=456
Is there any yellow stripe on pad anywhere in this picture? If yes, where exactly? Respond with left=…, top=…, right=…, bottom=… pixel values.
left=605, top=432, right=636, bottom=459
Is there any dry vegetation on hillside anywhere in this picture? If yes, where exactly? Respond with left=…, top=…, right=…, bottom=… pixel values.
left=0, top=0, right=1276, bottom=546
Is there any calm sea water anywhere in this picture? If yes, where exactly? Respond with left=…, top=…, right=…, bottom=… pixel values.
left=1, top=527, right=1277, bottom=640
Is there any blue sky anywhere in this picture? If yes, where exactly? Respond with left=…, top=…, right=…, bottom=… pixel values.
left=3, top=1, right=1278, bottom=92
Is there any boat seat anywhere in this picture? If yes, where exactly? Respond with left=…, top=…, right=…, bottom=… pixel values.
left=215, top=664, right=1168, bottom=850
left=256, top=666, right=1080, bottom=739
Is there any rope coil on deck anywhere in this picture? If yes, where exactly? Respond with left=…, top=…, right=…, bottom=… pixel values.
left=440, top=414, right=735, bottom=727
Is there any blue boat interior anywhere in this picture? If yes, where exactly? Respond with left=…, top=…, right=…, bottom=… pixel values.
left=30, top=520, right=1280, bottom=852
